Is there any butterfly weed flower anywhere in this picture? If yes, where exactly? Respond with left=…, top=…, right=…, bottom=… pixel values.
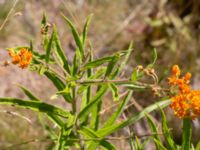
left=8, top=48, right=32, bottom=69
left=168, top=65, right=200, bottom=119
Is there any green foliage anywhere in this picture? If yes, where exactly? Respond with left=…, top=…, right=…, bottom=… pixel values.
left=160, top=108, right=177, bottom=150
left=146, top=114, right=163, bottom=150
left=0, top=14, right=194, bottom=150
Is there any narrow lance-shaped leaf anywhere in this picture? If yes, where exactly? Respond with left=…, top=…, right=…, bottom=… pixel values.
left=18, top=85, right=64, bottom=127
left=44, top=71, right=72, bottom=103
left=103, top=91, right=133, bottom=127
left=53, top=26, right=71, bottom=74
left=147, top=48, right=157, bottom=68
left=100, top=141, right=117, bottom=150
left=115, top=42, right=133, bottom=76
left=146, top=114, right=163, bottom=150
left=83, top=56, right=114, bottom=69
left=82, top=14, right=93, bottom=45
left=109, top=83, right=120, bottom=102
left=55, top=127, right=66, bottom=150
left=105, top=54, right=119, bottom=78
left=135, top=136, right=143, bottom=150
left=17, top=85, right=40, bottom=101
left=45, top=29, right=54, bottom=63
left=78, top=85, right=108, bottom=121
left=160, top=108, right=177, bottom=150
left=96, top=99, right=171, bottom=137
left=41, top=13, right=49, bottom=50
left=41, top=13, right=47, bottom=27
left=29, top=40, right=33, bottom=51
left=90, top=86, right=102, bottom=131
left=72, top=50, right=81, bottom=76
left=79, top=127, right=117, bottom=150
left=80, top=52, right=93, bottom=124
left=196, top=140, right=200, bottom=150
left=85, top=91, right=133, bottom=149
left=62, top=14, right=84, bottom=60
left=0, top=98, right=70, bottom=118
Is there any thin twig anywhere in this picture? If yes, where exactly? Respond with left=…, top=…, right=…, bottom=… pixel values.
left=0, top=0, right=18, bottom=31
left=1, top=138, right=55, bottom=150
left=2, top=132, right=165, bottom=149
left=101, top=0, right=147, bottom=51
left=76, top=79, right=150, bottom=86
left=0, top=110, right=32, bottom=124
left=100, top=91, right=128, bottom=115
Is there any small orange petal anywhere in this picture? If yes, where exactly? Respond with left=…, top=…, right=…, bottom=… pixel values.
left=171, top=65, right=180, bottom=77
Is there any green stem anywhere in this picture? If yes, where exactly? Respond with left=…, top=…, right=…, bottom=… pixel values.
left=72, top=87, right=76, bottom=114
left=182, top=118, right=192, bottom=150
left=72, top=87, right=84, bottom=149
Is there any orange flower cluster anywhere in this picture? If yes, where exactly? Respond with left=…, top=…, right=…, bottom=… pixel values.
left=8, top=48, right=32, bottom=69
left=168, top=65, right=200, bottom=119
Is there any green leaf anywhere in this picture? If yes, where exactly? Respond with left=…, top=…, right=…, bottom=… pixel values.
left=80, top=127, right=116, bottom=150
left=90, top=86, right=102, bottom=130
left=78, top=86, right=108, bottom=121
left=147, top=48, right=157, bottom=68
left=105, top=54, right=119, bottom=77
left=152, top=48, right=157, bottom=66
left=122, top=84, right=147, bottom=90
left=18, top=85, right=64, bottom=127
left=135, top=136, right=143, bottom=150
left=0, top=98, right=70, bottom=118
left=131, top=69, right=138, bottom=81
left=160, top=108, right=177, bottom=150
left=72, top=50, right=81, bottom=76
left=79, top=127, right=101, bottom=150
left=44, top=71, right=72, bottom=103
left=41, top=13, right=47, bottom=27
left=100, top=140, right=117, bottom=150
left=182, top=118, right=192, bottom=150
left=196, top=140, right=200, bottom=150
left=117, top=42, right=133, bottom=75
left=146, top=114, right=163, bottom=150
left=53, top=26, right=71, bottom=74
left=38, top=65, right=47, bottom=75
left=78, top=67, right=106, bottom=94
left=103, top=91, right=132, bottom=127
left=29, top=40, right=33, bottom=51
left=153, top=139, right=168, bottom=150
left=17, top=85, right=40, bottom=101
left=109, top=83, right=119, bottom=101
left=96, top=100, right=171, bottom=137
left=55, top=86, right=72, bottom=101
left=83, top=56, right=114, bottom=69
left=56, top=127, right=66, bottom=150
left=80, top=126, right=100, bottom=138
left=45, top=30, right=54, bottom=63
left=82, top=14, right=93, bottom=45
left=62, top=14, right=84, bottom=59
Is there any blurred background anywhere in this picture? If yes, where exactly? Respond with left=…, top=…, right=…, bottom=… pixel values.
left=0, top=0, right=200, bottom=149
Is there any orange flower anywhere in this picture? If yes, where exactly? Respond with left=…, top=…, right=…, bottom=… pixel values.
left=171, top=65, right=180, bottom=77
left=168, top=65, right=200, bottom=119
left=8, top=48, right=32, bottom=69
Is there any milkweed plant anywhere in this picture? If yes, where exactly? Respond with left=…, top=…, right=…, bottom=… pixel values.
left=1, top=14, right=200, bottom=150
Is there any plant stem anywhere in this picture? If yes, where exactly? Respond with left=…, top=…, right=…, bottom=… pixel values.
left=76, top=79, right=152, bottom=87
left=182, top=118, right=192, bottom=150
left=72, top=87, right=76, bottom=114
